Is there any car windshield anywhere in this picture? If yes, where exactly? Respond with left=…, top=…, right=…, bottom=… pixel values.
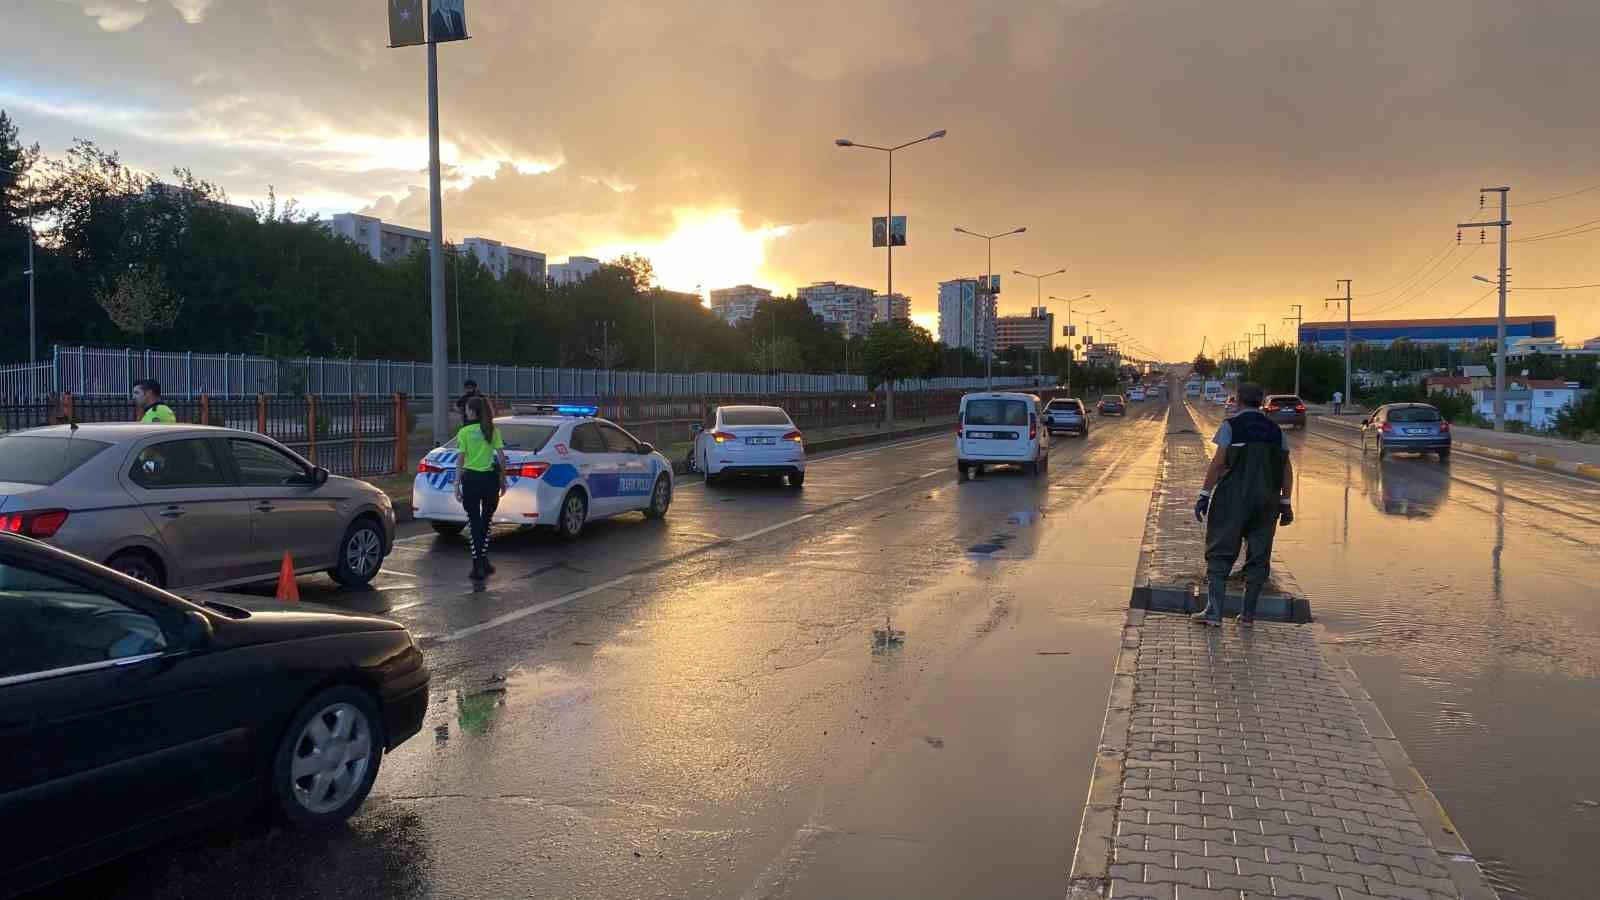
left=721, top=408, right=792, bottom=426
left=964, top=399, right=1028, bottom=426
left=1046, top=400, right=1081, bottom=411
left=0, top=436, right=113, bottom=485
left=1271, top=397, right=1303, bottom=406
left=442, top=424, right=557, bottom=451
left=1389, top=407, right=1441, bottom=423
left=1101, top=395, right=1121, bottom=402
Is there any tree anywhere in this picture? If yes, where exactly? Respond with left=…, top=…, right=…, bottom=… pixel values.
left=864, top=320, right=938, bottom=426
left=1192, top=354, right=1217, bottom=377
left=611, top=253, right=656, bottom=292
left=97, top=265, right=183, bottom=346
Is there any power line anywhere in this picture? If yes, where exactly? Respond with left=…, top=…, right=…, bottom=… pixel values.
left=1515, top=282, right=1600, bottom=290
left=1364, top=244, right=1484, bottom=317
left=1512, top=222, right=1600, bottom=244
left=1354, top=238, right=1457, bottom=298
left=1447, top=286, right=1498, bottom=318
left=1510, top=182, right=1600, bottom=208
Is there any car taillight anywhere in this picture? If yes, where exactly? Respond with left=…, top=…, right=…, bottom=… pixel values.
left=956, top=422, right=964, bottom=435
left=712, top=431, right=737, bottom=443
left=1, top=509, right=69, bottom=539
left=783, top=431, right=803, bottom=442
left=1265, top=404, right=1280, bottom=412
left=418, top=459, right=445, bottom=474
left=1439, top=421, right=1451, bottom=433
left=1295, top=405, right=1307, bottom=412
left=1029, top=414, right=1037, bottom=440
left=1379, top=422, right=1393, bottom=433
left=514, top=461, right=549, bottom=479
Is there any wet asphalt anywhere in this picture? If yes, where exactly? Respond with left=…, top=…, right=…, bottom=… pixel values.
left=1187, top=400, right=1600, bottom=900
left=38, top=404, right=1169, bottom=900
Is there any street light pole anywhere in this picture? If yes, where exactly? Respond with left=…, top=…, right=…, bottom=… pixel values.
left=1460, top=190, right=1511, bottom=431
left=2, top=165, right=36, bottom=363
left=425, top=40, right=450, bottom=443
left=1015, top=268, right=1066, bottom=381
left=954, top=225, right=1026, bottom=389
left=1047, top=292, right=1091, bottom=396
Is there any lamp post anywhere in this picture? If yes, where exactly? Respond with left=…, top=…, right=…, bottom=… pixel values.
left=1048, top=294, right=1093, bottom=397
left=1014, top=268, right=1066, bottom=380
left=2, top=165, right=36, bottom=363
left=837, top=129, right=945, bottom=424
left=954, top=226, right=1026, bottom=389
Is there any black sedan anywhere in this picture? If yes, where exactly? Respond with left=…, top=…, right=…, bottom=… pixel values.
left=0, top=532, right=428, bottom=897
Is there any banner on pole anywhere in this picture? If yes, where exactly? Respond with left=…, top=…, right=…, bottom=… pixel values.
left=388, top=0, right=425, bottom=46
left=429, top=0, right=468, bottom=42
left=890, top=216, right=906, bottom=246
left=1063, top=324, right=1076, bottom=337
left=872, top=216, right=908, bottom=248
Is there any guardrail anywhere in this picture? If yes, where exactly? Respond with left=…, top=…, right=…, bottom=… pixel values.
left=0, top=345, right=1052, bottom=401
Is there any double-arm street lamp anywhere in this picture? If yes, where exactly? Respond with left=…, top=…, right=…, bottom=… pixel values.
left=834, top=129, right=946, bottom=310
left=1047, top=293, right=1093, bottom=396
left=1014, top=268, right=1066, bottom=379
left=954, top=225, right=1026, bottom=388
left=2, top=165, right=36, bottom=363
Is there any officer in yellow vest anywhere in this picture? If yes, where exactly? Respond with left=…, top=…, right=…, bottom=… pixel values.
left=133, top=379, right=177, bottom=423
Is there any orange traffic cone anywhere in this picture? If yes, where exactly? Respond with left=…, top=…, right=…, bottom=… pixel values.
left=275, top=551, right=300, bottom=602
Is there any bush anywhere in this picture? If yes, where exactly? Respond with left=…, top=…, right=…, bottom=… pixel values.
left=1554, top=389, right=1600, bottom=439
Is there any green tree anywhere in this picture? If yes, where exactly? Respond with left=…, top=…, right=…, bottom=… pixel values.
left=1192, top=354, right=1217, bottom=377
left=864, top=320, right=938, bottom=425
left=97, top=264, right=183, bottom=346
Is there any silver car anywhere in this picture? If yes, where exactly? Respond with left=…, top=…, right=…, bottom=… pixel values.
left=0, top=424, right=395, bottom=590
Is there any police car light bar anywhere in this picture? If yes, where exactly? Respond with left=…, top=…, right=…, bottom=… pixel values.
left=513, top=403, right=599, bottom=417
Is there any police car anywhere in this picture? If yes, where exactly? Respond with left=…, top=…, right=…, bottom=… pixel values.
left=412, top=404, right=674, bottom=541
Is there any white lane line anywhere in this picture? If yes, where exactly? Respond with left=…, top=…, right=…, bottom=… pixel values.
left=850, top=486, right=898, bottom=502
left=919, top=468, right=944, bottom=478
left=440, top=574, right=635, bottom=643
left=732, top=514, right=815, bottom=542
left=387, top=600, right=426, bottom=613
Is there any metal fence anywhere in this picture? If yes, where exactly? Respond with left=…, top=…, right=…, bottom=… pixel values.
left=0, top=345, right=1049, bottom=401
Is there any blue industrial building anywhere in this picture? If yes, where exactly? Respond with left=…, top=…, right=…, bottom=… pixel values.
left=1298, top=315, right=1556, bottom=349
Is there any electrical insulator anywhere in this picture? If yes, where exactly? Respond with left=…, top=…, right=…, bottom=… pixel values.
left=1480, top=228, right=1485, bottom=243
left=1457, top=231, right=1462, bottom=243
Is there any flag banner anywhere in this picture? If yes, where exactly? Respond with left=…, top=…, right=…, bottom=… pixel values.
left=872, top=217, right=887, bottom=248
left=1064, top=324, right=1076, bottom=336
left=388, top=0, right=425, bottom=46
left=429, top=0, right=468, bottom=42
left=890, top=216, right=906, bottom=247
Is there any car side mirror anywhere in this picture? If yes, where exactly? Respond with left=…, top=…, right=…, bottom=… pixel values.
left=638, top=442, right=655, bottom=455
left=299, top=466, right=330, bottom=486
left=179, top=610, right=214, bottom=650
left=690, top=424, right=704, bottom=434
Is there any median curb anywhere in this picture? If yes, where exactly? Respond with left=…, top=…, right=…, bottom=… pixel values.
left=1317, top=414, right=1600, bottom=483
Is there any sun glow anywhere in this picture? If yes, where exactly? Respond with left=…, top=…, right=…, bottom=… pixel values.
left=586, top=209, right=791, bottom=300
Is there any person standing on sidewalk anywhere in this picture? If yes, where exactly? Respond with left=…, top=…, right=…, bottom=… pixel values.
left=132, top=379, right=176, bottom=423
left=1331, top=389, right=1343, bottom=416
left=453, top=395, right=508, bottom=581
left=1193, top=383, right=1294, bottom=626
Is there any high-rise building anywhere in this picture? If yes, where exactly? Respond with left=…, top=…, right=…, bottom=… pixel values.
left=995, top=307, right=1054, bottom=352
left=797, top=281, right=876, bottom=337
left=463, top=237, right=546, bottom=281
left=709, top=284, right=773, bottom=325
left=937, top=279, right=996, bottom=354
left=327, top=213, right=431, bottom=263
left=549, top=256, right=602, bottom=285
left=873, top=293, right=911, bottom=324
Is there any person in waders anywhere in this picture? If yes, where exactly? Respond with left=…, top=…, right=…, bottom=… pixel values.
left=453, top=395, right=509, bottom=581
left=1192, top=382, right=1294, bottom=627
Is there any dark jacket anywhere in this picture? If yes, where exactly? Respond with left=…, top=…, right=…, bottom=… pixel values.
left=1216, top=410, right=1287, bottom=514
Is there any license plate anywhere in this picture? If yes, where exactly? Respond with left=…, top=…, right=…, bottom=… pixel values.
left=966, top=431, right=995, bottom=439
left=1405, top=428, right=1429, bottom=435
left=747, top=436, right=777, bottom=445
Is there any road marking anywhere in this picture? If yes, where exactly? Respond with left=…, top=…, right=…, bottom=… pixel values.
left=733, top=514, right=815, bottom=542
left=440, top=574, right=636, bottom=643
left=387, top=600, right=426, bottom=613
left=920, top=468, right=944, bottom=478
left=850, top=486, right=899, bottom=502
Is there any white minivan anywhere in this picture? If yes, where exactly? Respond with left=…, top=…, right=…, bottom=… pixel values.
left=956, top=392, right=1049, bottom=480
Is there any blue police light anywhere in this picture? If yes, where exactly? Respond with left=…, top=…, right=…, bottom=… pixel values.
left=555, top=404, right=598, bottom=417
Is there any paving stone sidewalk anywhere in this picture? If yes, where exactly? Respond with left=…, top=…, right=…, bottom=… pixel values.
left=1109, top=617, right=1464, bottom=900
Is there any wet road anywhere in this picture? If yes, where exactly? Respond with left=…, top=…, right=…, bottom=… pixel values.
left=41, top=403, right=1170, bottom=900
left=1188, top=400, right=1600, bottom=900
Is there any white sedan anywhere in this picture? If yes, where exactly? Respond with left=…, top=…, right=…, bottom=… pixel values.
left=690, top=405, right=806, bottom=487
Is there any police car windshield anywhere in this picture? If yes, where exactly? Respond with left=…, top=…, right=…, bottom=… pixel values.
left=443, top=423, right=558, bottom=451
left=964, top=399, right=1028, bottom=426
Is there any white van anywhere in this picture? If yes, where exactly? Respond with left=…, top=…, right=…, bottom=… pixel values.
left=956, top=392, right=1049, bottom=479
left=1203, top=381, right=1225, bottom=400
left=1185, top=380, right=1202, bottom=397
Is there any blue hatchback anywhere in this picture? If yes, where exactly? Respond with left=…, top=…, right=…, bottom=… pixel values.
left=1361, top=403, right=1452, bottom=461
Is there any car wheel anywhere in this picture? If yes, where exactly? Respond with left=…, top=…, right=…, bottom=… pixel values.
left=788, top=472, right=805, bottom=489
left=107, top=550, right=165, bottom=588
left=645, top=475, right=672, bottom=519
left=1438, top=448, right=1451, bottom=462
left=958, top=463, right=969, bottom=482
left=1023, top=461, right=1038, bottom=475
left=331, top=519, right=385, bottom=587
left=430, top=521, right=465, bottom=537
left=271, top=686, right=383, bottom=829
left=557, top=490, right=587, bottom=541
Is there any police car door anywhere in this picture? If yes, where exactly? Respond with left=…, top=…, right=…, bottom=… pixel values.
left=597, top=422, right=654, bottom=512
left=568, top=423, right=622, bottom=517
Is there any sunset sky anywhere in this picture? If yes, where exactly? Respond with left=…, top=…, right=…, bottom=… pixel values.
left=10, top=0, right=1600, bottom=358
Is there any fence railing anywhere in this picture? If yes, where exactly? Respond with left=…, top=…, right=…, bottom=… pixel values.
left=0, top=345, right=1050, bottom=401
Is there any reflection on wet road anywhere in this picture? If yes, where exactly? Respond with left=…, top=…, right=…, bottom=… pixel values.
left=1189, top=401, right=1600, bottom=900
left=37, top=403, right=1169, bottom=900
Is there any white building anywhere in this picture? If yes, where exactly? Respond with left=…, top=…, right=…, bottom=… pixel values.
left=937, top=279, right=996, bottom=355
left=873, top=293, right=911, bottom=324
left=549, top=256, right=602, bottom=285
left=1472, top=379, right=1588, bottom=429
left=463, top=237, right=546, bottom=281
left=327, top=213, right=432, bottom=263
left=708, top=284, right=772, bottom=325
left=797, top=281, right=876, bottom=338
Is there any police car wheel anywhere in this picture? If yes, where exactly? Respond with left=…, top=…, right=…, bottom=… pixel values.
left=645, top=476, right=672, bottom=519
left=557, top=491, right=587, bottom=540
left=430, top=521, right=466, bottom=537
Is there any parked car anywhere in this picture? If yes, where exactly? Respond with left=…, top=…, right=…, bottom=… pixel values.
left=1044, top=398, right=1089, bottom=437
left=0, top=424, right=395, bottom=590
left=1097, top=394, right=1126, bottom=416
left=0, top=531, right=428, bottom=895
left=1361, top=403, right=1452, bottom=461
left=689, top=405, right=805, bottom=488
left=956, top=392, right=1049, bottom=479
left=1263, top=394, right=1308, bottom=429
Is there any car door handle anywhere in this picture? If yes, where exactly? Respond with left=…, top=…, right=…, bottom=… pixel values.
left=255, top=503, right=275, bottom=512
left=159, top=506, right=186, bottom=518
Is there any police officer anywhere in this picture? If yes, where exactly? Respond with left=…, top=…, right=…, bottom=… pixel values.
left=453, top=395, right=508, bottom=581
left=456, top=379, right=481, bottom=422
left=1192, top=382, right=1293, bottom=626
left=132, top=379, right=177, bottom=423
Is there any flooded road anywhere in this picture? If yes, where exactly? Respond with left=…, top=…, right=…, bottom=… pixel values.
left=1189, top=401, right=1600, bottom=900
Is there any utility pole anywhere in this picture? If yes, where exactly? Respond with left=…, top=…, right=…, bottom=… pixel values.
left=1285, top=304, right=1304, bottom=396
left=1258, top=323, right=1268, bottom=351
left=1459, top=188, right=1511, bottom=431
left=425, top=40, right=450, bottom=442
left=1324, top=279, right=1352, bottom=412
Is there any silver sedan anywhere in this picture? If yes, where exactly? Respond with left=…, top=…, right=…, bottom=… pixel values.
left=0, top=423, right=395, bottom=589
